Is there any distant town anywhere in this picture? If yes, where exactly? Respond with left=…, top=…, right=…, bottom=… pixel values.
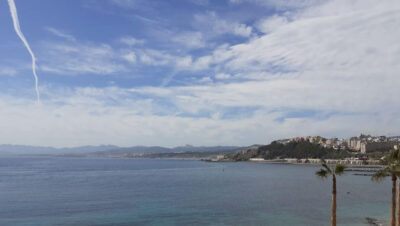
left=276, top=134, right=400, bottom=154
left=215, top=133, right=400, bottom=164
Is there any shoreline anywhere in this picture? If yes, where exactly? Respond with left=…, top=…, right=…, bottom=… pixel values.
left=202, top=157, right=384, bottom=173
left=205, top=157, right=382, bottom=165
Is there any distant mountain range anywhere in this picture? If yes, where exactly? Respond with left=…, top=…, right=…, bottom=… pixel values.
left=0, top=144, right=245, bottom=156
left=91, top=145, right=245, bottom=157
left=0, top=144, right=119, bottom=155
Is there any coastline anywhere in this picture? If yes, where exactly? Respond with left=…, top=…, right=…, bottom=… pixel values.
left=202, top=157, right=384, bottom=175
left=205, top=157, right=381, bottom=165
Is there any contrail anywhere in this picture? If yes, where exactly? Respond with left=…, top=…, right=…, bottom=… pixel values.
left=7, top=0, right=41, bottom=103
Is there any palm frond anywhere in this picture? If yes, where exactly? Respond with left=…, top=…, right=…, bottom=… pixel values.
left=389, top=150, right=396, bottom=160
left=334, top=164, right=345, bottom=175
left=395, top=149, right=400, bottom=158
left=395, top=149, right=400, bottom=160
left=391, top=165, right=400, bottom=177
left=380, top=156, right=389, bottom=165
left=321, top=163, right=332, bottom=174
left=371, top=167, right=390, bottom=181
left=316, top=169, right=328, bottom=178
left=387, top=149, right=400, bottom=163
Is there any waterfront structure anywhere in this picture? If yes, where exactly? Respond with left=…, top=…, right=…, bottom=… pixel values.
left=279, top=133, right=400, bottom=153
left=349, top=134, right=400, bottom=153
left=360, top=141, right=399, bottom=153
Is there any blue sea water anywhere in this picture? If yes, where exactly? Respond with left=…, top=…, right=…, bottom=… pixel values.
left=0, top=157, right=391, bottom=226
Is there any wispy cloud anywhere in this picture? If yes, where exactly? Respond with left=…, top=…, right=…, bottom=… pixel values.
left=229, top=0, right=324, bottom=10
left=188, top=0, right=209, bottom=6
left=0, top=67, right=17, bottom=76
left=1, top=82, right=398, bottom=147
left=171, top=32, right=205, bottom=49
left=45, top=27, right=76, bottom=41
left=38, top=37, right=209, bottom=77
left=255, top=15, right=289, bottom=33
left=119, top=36, right=145, bottom=46
left=194, top=11, right=253, bottom=37
left=40, top=42, right=126, bottom=75
left=2, top=0, right=400, bottom=146
left=121, top=52, right=137, bottom=64
left=108, top=0, right=138, bottom=8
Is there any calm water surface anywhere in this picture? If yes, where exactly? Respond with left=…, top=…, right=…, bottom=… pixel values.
left=0, top=157, right=391, bottom=225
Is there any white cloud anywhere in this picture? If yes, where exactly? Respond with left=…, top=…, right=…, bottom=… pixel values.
left=119, top=0, right=400, bottom=142
left=175, top=56, right=193, bottom=69
left=138, top=49, right=173, bottom=66
left=122, top=52, right=137, bottom=64
left=131, top=74, right=400, bottom=116
left=188, top=0, right=209, bottom=6
left=119, top=36, right=145, bottom=46
left=210, top=0, right=400, bottom=76
left=40, top=42, right=126, bottom=75
left=171, top=32, right=205, bottom=49
left=198, top=76, right=212, bottom=84
left=0, top=85, right=399, bottom=147
left=109, top=0, right=138, bottom=8
left=45, top=27, right=76, bottom=41
left=0, top=67, right=17, bottom=76
left=136, top=49, right=210, bottom=73
left=194, top=12, right=253, bottom=37
left=38, top=29, right=210, bottom=77
left=229, top=0, right=324, bottom=10
left=3, top=0, right=400, bottom=147
left=215, top=73, right=231, bottom=79
left=256, top=15, right=288, bottom=33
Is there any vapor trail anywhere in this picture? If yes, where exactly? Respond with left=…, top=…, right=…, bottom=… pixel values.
left=7, top=0, right=41, bottom=103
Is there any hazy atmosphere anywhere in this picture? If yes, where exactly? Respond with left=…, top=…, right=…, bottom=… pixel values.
left=1, top=0, right=399, bottom=147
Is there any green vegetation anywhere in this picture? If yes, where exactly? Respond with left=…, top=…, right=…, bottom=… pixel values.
left=316, top=160, right=345, bottom=226
left=227, top=141, right=351, bottom=161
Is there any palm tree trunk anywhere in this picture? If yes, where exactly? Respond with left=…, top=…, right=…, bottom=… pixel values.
left=332, top=174, right=336, bottom=226
left=398, top=176, right=400, bottom=226
left=391, top=174, right=396, bottom=226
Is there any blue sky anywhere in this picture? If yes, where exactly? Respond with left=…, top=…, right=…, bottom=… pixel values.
left=1, top=0, right=400, bottom=147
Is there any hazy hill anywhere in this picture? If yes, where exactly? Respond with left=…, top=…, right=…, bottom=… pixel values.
left=225, top=141, right=350, bottom=161
left=0, top=144, right=119, bottom=155
left=89, top=145, right=244, bottom=157
left=90, top=146, right=172, bottom=156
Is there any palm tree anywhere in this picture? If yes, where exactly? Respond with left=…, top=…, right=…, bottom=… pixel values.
left=372, top=149, right=400, bottom=226
left=316, top=160, right=345, bottom=226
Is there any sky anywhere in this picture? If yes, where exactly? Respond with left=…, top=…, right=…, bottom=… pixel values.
left=0, top=0, right=399, bottom=147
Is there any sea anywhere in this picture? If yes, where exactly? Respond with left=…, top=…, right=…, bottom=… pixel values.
left=0, top=157, right=391, bottom=226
